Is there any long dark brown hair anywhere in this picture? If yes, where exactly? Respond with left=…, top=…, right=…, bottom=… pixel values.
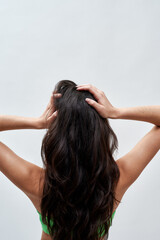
left=40, top=80, right=120, bottom=240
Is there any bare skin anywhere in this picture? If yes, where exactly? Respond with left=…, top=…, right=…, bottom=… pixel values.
left=0, top=84, right=160, bottom=239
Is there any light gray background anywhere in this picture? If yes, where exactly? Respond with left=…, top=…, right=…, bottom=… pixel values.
left=0, top=1, right=160, bottom=239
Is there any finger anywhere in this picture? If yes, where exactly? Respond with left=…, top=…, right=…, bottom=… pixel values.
left=53, top=93, right=62, bottom=98
left=49, top=93, right=61, bottom=110
left=77, top=84, right=102, bottom=94
left=46, top=111, right=57, bottom=128
left=54, top=110, right=58, bottom=116
left=50, top=110, right=58, bottom=117
left=76, top=85, right=102, bottom=101
left=76, top=84, right=102, bottom=94
left=47, top=94, right=54, bottom=107
left=52, top=90, right=62, bottom=95
left=85, top=98, right=102, bottom=112
left=48, top=111, right=58, bottom=121
left=47, top=93, right=61, bottom=110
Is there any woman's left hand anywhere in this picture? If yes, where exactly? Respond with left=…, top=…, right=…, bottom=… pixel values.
left=38, top=92, right=62, bottom=129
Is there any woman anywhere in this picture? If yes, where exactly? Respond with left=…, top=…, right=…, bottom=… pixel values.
left=0, top=80, right=160, bottom=240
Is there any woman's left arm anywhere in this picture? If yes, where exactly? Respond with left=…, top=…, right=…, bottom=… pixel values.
left=0, top=92, right=61, bottom=131
left=0, top=115, right=41, bottom=131
left=0, top=92, right=61, bottom=200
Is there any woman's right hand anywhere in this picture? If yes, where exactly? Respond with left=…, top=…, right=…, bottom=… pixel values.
left=76, top=84, right=118, bottom=119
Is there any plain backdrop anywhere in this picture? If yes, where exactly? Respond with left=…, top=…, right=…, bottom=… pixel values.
left=0, top=1, right=160, bottom=239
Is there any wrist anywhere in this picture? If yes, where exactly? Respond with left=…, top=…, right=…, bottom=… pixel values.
left=114, top=107, right=126, bottom=119
left=36, top=118, right=45, bottom=129
left=110, top=107, right=121, bottom=119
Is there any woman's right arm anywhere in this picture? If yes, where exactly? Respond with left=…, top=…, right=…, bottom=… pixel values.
left=116, top=105, right=160, bottom=127
left=116, top=126, right=160, bottom=192
left=76, top=84, right=160, bottom=192
left=114, top=106, right=160, bottom=192
left=76, top=84, right=160, bottom=127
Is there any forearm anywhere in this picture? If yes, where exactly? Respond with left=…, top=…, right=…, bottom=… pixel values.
left=0, top=115, right=41, bottom=131
left=116, top=105, right=160, bottom=127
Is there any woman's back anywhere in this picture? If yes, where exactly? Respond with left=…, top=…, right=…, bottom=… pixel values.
left=31, top=125, right=160, bottom=240
left=27, top=162, right=127, bottom=240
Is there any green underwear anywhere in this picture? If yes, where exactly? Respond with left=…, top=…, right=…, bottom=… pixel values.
left=37, top=209, right=116, bottom=238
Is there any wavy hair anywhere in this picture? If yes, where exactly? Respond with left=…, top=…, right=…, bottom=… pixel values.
left=40, top=80, right=120, bottom=240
